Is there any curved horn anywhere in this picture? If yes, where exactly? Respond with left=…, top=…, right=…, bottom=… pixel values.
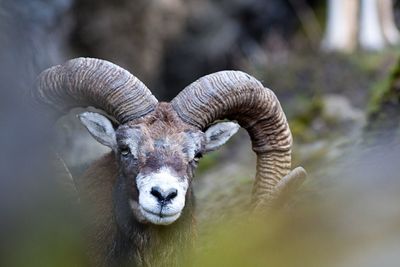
left=33, top=57, right=158, bottom=123
left=171, top=71, right=293, bottom=208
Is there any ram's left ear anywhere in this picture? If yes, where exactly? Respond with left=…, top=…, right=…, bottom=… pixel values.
left=203, top=122, right=240, bottom=153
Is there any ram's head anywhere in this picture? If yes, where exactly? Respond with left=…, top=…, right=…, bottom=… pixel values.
left=35, top=58, right=306, bottom=225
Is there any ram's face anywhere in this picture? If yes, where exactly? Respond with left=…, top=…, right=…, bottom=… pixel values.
left=79, top=112, right=239, bottom=225
left=115, top=124, right=203, bottom=225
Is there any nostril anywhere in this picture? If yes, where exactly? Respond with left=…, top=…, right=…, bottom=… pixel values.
left=150, top=187, right=178, bottom=203
left=150, top=186, right=164, bottom=201
left=165, top=189, right=178, bottom=201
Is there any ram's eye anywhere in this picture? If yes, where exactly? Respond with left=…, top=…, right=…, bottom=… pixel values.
left=193, top=152, right=203, bottom=163
left=120, top=147, right=131, bottom=157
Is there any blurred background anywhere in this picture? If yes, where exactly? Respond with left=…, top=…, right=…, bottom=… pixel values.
left=0, top=0, right=400, bottom=266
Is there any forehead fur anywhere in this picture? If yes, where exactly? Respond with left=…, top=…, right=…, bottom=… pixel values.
left=126, top=102, right=198, bottom=140
left=118, top=103, right=202, bottom=174
left=117, top=102, right=203, bottom=161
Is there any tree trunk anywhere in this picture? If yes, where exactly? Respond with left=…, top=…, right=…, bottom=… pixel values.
left=322, top=0, right=359, bottom=52
left=379, top=0, right=400, bottom=45
left=322, top=0, right=400, bottom=52
left=359, top=0, right=386, bottom=50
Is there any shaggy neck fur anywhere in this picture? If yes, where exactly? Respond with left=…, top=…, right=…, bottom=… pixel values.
left=79, top=151, right=195, bottom=267
left=76, top=104, right=200, bottom=266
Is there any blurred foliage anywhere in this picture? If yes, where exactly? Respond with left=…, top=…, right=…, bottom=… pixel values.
left=290, top=95, right=325, bottom=142
left=365, top=54, right=400, bottom=143
left=196, top=151, right=221, bottom=175
left=192, top=141, right=400, bottom=267
left=368, top=54, right=400, bottom=114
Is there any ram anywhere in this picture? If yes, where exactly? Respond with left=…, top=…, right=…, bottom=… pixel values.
left=33, top=58, right=306, bottom=266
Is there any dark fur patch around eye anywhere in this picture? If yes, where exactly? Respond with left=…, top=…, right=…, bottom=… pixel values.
left=143, top=152, right=185, bottom=175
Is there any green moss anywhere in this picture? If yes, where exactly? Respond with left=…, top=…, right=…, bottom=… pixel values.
left=368, top=76, right=392, bottom=114
left=289, top=95, right=324, bottom=142
left=368, top=56, right=400, bottom=114
left=348, top=51, right=388, bottom=75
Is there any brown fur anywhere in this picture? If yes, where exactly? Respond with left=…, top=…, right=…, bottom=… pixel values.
left=125, top=102, right=200, bottom=181
left=77, top=103, right=198, bottom=267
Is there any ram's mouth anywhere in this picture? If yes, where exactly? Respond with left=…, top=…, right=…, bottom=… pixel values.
left=139, top=206, right=181, bottom=225
left=141, top=206, right=178, bottom=217
left=129, top=199, right=182, bottom=225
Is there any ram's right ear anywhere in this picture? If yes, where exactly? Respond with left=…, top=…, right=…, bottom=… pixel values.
left=78, top=112, right=117, bottom=149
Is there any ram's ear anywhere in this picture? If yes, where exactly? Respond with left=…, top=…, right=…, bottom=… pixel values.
left=203, top=122, right=240, bottom=153
left=78, top=112, right=117, bottom=149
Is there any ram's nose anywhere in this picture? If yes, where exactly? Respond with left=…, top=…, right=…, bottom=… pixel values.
left=150, top=186, right=178, bottom=204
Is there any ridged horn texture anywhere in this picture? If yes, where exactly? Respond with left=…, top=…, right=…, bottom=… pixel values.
left=171, top=71, right=292, bottom=207
left=34, top=57, right=158, bottom=123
